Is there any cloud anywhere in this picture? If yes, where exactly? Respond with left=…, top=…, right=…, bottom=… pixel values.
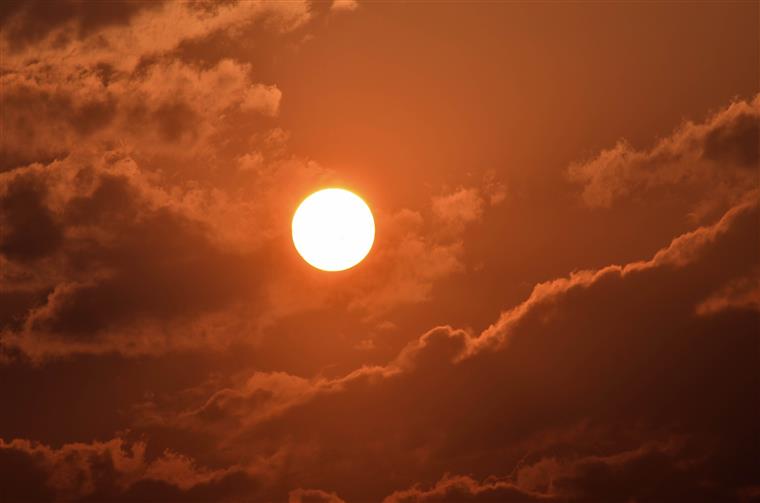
left=382, top=474, right=546, bottom=503
left=345, top=208, right=465, bottom=316
left=0, top=436, right=274, bottom=502
left=472, top=190, right=760, bottom=354
left=343, top=179, right=506, bottom=318
left=2, top=5, right=757, bottom=502
left=241, top=83, right=283, bottom=117
left=0, top=1, right=310, bottom=69
left=0, top=0, right=162, bottom=51
left=145, top=192, right=758, bottom=501
left=0, top=146, right=498, bottom=359
left=385, top=439, right=746, bottom=503
left=0, top=152, right=268, bottom=360
left=0, top=58, right=283, bottom=168
left=535, top=442, right=713, bottom=502
left=431, top=187, right=485, bottom=231
left=181, top=371, right=319, bottom=432
left=696, top=267, right=760, bottom=316
left=567, top=95, right=759, bottom=220
left=258, top=182, right=504, bottom=325
left=0, top=0, right=316, bottom=171
left=0, top=175, right=63, bottom=261
left=1, top=0, right=503, bottom=363
left=290, top=488, right=348, bottom=503
left=331, top=0, right=360, bottom=13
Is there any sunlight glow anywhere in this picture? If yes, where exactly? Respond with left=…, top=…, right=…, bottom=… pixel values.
left=292, top=188, right=375, bottom=271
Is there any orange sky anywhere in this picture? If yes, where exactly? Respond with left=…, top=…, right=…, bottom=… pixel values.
left=0, top=1, right=758, bottom=502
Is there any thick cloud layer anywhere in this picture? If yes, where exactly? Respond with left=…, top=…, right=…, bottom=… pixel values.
left=3, top=192, right=757, bottom=500
left=0, top=154, right=265, bottom=358
left=0, top=2, right=757, bottom=502
left=157, top=193, right=757, bottom=502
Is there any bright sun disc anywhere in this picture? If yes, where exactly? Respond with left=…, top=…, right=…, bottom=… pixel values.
left=292, top=188, right=375, bottom=271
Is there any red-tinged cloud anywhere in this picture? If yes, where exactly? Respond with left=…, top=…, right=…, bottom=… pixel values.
left=431, top=187, right=485, bottom=232
left=0, top=437, right=279, bottom=502
left=250, top=184, right=501, bottom=326
left=345, top=207, right=465, bottom=316
left=4, top=433, right=753, bottom=502
left=0, top=57, right=284, bottom=168
left=0, top=3, right=757, bottom=502
left=331, top=0, right=360, bottom=13
left=696, top=267, right=760, bottom=316
left=0, top=0, right=498, bottom=363
left=0, top=151, right=497, bottom=359
left=0, top=153, right=268, bottom=359
left=341, top=179, right=506, bottom=317
left=290, top=488, right=348, bottom=503
left=384, top=439, right=749, bottom=503
left=1, top=1, right=309, bottom=65
left=382, top=474, right=547, bottom=503
left=568, top=95, right=759, bottom=220
left=132, top=193, right=758, bottom=501
left=0, top=0, right=313, bottom=169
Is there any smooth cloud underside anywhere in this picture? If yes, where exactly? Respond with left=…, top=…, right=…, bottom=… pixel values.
left=0, top=1, right=758, bottom=502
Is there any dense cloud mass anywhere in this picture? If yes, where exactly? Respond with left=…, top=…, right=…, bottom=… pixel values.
left=0, top=1, right=758, bottom=502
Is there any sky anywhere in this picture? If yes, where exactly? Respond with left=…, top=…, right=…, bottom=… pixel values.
left=0, top=1, right=758, bottom=502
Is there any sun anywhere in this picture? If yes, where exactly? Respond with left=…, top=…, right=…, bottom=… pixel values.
left=292, top=188, right=375, bottom=271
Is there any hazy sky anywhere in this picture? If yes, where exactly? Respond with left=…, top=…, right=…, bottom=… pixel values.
left=1, top=1, right=758, bottom=502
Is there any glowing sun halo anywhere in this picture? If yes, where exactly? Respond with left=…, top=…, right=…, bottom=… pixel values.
left=292, top=188, right=375, bottom=271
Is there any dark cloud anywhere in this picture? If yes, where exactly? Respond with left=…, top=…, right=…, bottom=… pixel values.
left=0, top=0, right=485, bottom=363
left=703, top=108, right=760, bottom=167
left=26, top=209, right=253, bottom=337
left=386, top=439, right=759, bottom=503
left=382, top=475, right=546, bottom=503
left=0, top=443, right=55, bottom=502
left=546, top=443, right=728, bottom=503
left=0, top=437, right=270, bottom=503
left=289, top=488, right=348, bottom=503
left=0, top=0, right=162, bottom=51
left=142, top=195, right=758, bottom=502
left=153, top=101, right=201, bottom=144
left=0, top=150, right=491, bottom=360
left=0, top=175, right=62, bottom=261
left=108, top=473, right=261, bottom=503
left=0, top=0, right=308, bottom=57
left=0, top=58, right=282, bottom=171
left=0, top=0, right=309, bottom=172
left=0, top=3, right=757, bottom=503
left=0, top=155, right=264, bottom=358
